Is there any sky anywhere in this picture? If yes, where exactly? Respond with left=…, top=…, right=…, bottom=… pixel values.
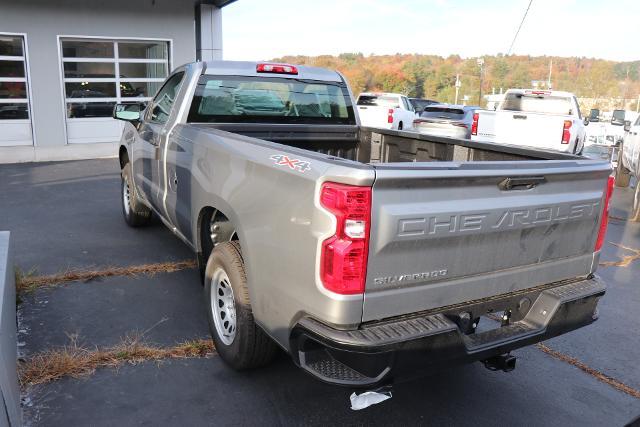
left=222, top=0, right=640, bottom=62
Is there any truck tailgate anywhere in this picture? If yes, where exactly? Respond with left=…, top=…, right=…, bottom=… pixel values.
left=478, top=111, right=566, bottom=150
left=362, top=160, right=611, bottom=322
left=357, top=106, right=391, bottom=128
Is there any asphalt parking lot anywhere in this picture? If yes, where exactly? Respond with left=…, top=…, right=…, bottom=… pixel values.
left=2, top=159, right=640, bottom=426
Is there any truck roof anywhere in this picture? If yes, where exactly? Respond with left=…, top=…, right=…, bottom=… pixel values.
left=358, top=92, right=404, bottom=98
left=201, top=60, right=344, bottom=83
left=506, top=89, right=576, bottom=98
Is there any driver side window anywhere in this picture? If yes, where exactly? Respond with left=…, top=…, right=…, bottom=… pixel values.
left=146, top=72, right=185, bottom=124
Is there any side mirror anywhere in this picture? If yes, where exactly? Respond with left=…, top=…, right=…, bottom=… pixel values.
left=583, top=117, right=590, bottom=126
left=113, top=103, right=142, bottom=123
left=624, top=120, right=631, bottom=132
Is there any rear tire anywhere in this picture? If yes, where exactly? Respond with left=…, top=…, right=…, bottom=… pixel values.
left=204, top=241, right=277, bottom=370
left=615, top=147, right=631, bottom=188
left=398, top=122, right=403, bottom=131
left=121, top=163, right=152, bottom=227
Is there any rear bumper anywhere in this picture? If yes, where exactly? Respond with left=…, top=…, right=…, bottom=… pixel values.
left=290, top=276, right=605, bottom=387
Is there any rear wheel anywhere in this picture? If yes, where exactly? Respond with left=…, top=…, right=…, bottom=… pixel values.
left=121, top=163, right=152, bottom=227
left=204, top=241, right=277, bottom=370
left=615, top=147, right=631, bottom=188
left=398, top=122, right=403, bottom=131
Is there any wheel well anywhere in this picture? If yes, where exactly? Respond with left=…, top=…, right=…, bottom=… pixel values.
left=197, top=207, right=238, bottom=261
left=119, top=146, right=129, bottom=169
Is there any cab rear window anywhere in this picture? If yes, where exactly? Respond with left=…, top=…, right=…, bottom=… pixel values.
left=187, top=75, right=355, bottom=125
left=357, top=95, right=400, bottom=108
left=421, top=107, right=465, bottom=120
left=501, top=94, right=573, bottom=115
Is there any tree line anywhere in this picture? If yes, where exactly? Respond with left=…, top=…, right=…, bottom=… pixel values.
left=274, top=53, right=640, bottom=107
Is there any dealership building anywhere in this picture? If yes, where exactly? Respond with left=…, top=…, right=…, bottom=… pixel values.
left=0, top=0, right=236, bottom=163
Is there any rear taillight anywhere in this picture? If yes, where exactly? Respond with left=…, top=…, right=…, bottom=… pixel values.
left=387, top=109, right=394, bottom=124
left=595, top=176, right=615, bottom=251
left=561, top=120, right=572, bottom=144
left=320, top=182, right=372, bottom=295
left=471, top=113, right=479, bottom=135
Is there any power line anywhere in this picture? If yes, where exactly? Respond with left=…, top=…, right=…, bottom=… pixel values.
left=507, top=0, right=534, bottom=55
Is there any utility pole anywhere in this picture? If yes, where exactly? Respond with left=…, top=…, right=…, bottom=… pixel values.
left=477, top=58, right=484, bottom=107
left=548, top=59, right=553, bottom=89
left=454, top=74, right=461, bottom=104
left=636, top=94, right=640, bottom=113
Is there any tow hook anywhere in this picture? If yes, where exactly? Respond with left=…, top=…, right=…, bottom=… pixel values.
left=482, top=354, right=517, bottom=372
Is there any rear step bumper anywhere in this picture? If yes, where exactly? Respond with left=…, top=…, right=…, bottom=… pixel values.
left=290, top=276, right=605, bottom=387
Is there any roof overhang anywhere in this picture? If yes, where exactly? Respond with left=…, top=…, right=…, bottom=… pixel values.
left=197, top=0, right=237, bottom=7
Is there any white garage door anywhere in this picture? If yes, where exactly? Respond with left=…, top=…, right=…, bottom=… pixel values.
left=0, top=34, right=33, bottom=147
left=60, top=38, right=170, bottom=144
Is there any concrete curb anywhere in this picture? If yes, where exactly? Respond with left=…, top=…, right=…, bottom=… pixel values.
left=0, top=232, right=21, bottom=426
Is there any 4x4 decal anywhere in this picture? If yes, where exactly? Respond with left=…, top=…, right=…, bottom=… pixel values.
left=270, top=154, right=311, bottom=173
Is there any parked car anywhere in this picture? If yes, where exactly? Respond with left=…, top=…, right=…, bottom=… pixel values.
left=409, top=97, right=438, bottom=113
left=356, top=92, right=416, bottom=130
left=413, top=104, right=479, bottom=139
left=114, top=61, right=611, bottom=387
left=614, top=116, right=640, bottom=220
left=471, top=89, right=587, bottom=154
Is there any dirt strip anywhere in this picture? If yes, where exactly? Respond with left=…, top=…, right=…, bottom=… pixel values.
left=535, top=343, right=640, bottom=399
left=15, top=260, right=197, bottom=294
left=19, top=336, right=215, bottom=387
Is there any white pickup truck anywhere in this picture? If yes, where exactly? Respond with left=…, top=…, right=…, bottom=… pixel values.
left=615, top=115, right=640, bottom=220
left=471, top=89, right=587, bottom=154
left=356, top=92, right=416, bottom=131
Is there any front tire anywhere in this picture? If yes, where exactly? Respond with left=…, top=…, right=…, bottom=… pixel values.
left=204, top=241, right=277, bottom=370
left=121, top=163, right=152, bottom=227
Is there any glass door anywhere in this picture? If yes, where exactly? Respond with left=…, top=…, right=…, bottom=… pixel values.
left=0, top=34, right=32, bottom=146
left=60, top=38, right=170, bottom=144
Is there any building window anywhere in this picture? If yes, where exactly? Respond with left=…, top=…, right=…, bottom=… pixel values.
left=61, top=38, right=170, bottom=118
left=0, top=35, right=29, bottom=120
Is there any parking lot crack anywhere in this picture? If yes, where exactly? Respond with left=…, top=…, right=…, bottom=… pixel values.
left=599, top=243, right=640, bottom=268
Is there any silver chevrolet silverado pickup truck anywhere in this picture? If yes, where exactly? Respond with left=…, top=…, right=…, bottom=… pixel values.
left=114, top=61, right=613, bottom=387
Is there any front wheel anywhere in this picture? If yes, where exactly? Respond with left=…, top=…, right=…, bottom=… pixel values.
left=204, top=241, right=277, bottom=370
left=121, top=163, right=152, bottom=227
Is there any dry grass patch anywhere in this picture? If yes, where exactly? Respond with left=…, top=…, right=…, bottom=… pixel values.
left=599, top=243, right=640, bottom=268
left=15, top=260, right=197, bottom=294
left=536, top=343, right=640, bottom=399
left=19, top=335, right=215, bottom=387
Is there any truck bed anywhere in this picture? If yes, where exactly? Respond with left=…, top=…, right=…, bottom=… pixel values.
left=196, top=123, right=580, bottom=165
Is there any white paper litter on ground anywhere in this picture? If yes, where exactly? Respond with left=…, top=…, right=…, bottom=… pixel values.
left=349, top=391, right=392, bottom=410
